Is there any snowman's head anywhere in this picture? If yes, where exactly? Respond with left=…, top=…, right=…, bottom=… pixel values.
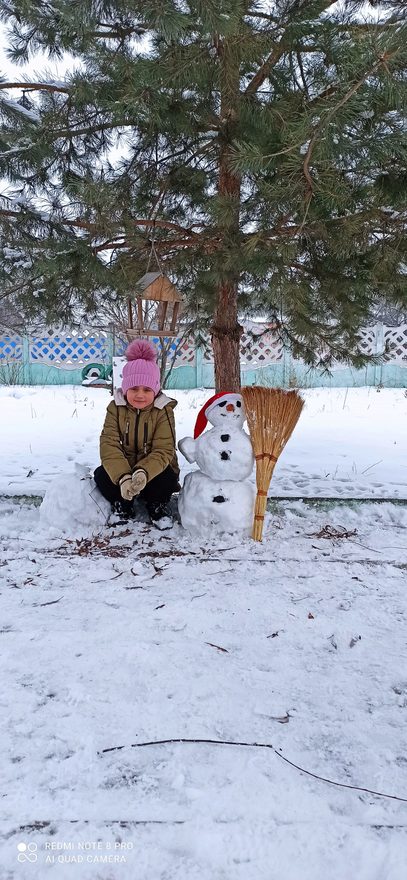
left=194, top=392, right=247, bottom=438
left=205, top=393, right=245, bottom=430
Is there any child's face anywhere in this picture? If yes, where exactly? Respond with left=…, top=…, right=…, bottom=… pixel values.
left=126, top=386, right=155, bottom=409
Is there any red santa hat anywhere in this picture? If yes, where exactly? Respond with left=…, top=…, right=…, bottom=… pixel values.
left=193, top=392, right=243, bottom=438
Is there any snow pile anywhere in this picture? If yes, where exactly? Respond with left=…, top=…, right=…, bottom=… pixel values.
left=39, top=465, right=110, bottom=536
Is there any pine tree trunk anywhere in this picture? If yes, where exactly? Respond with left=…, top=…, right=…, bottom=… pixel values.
left=212, top=279, right=242, bottom=391
left=211, top=35, right=243, bottom=393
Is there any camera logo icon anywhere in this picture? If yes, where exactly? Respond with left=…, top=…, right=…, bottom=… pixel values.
left=17, top=842, right=38, bottom=863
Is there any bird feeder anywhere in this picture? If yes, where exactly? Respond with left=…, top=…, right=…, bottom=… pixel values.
left=127, top=272, right=182, bottom=338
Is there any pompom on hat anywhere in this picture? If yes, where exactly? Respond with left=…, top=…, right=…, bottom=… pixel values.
left=121, top=339, right=160, bottom=396
left=193, top=392, right=242, bottom=438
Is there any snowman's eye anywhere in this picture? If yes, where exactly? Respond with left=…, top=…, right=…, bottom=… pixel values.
left=218, top=401, right=227, bottom=408
left=236, top=401, right=241, bottom=407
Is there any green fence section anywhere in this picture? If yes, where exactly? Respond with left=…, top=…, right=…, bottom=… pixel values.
left=197, top=362, right=407, bottom=390
left=1, top=353, right=405, bottom=389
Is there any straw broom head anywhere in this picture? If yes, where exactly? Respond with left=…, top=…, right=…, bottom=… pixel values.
left=242, top=386, right=304, bottom=541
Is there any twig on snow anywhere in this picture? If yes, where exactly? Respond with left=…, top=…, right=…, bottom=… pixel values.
left=361, top=460, right=383, bottom=474
left=32, top=596, right=63, bottom=607
left=98, top=737, right=407, bottom=804
left=90, top=572, right=124, bottom=584
left=306, top=525, right=358, bottom=541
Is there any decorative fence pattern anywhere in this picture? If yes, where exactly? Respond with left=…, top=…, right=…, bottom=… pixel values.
left=0, top=332, right=23, bottom=362
left=383, top=325, right=407, bottom=364
left=29, top=330, right=111, bottom=367
left=0, top=323, right=406, bottom=388
left=240, top=325, right=285, bottom=366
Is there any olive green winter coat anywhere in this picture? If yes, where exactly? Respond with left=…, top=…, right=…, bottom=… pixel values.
left=100, top=392, right=179, bottom=486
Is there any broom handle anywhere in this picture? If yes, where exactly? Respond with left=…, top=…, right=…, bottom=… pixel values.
left=252, top=491, right=267, bottom=541
left=252, top=460, right=277, bottom=542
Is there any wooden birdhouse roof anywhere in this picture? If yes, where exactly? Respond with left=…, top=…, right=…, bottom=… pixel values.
left=136, top=272, right=182, bottom=303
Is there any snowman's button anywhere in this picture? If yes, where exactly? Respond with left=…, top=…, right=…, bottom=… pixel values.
left=212, top=495, right=226, bottom=503
left=220, top=451, right=230, bottom=460
left=221, top=434, right=230, bottom=442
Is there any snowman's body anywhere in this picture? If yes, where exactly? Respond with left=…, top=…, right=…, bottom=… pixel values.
left=178, top=471, right=255, bottom=533
left=178, top=393, right=255, bottom=534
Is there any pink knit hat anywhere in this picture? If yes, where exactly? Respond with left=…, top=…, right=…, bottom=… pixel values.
left=121, top=339, right=160, bottom=396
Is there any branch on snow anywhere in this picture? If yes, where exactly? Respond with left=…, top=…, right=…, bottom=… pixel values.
left=98, top=736, right=407, bottom=803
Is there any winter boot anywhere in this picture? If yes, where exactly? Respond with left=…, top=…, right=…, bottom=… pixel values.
left=108, top=499, right=134, bottom=526
left=147, top=501, right=173, bottom=530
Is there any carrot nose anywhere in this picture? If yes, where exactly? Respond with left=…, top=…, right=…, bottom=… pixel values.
left=226, top=403, right=235, bottom=412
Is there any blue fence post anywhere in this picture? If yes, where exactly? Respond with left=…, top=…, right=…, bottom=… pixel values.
left=22, top=334, right=31, bottom=384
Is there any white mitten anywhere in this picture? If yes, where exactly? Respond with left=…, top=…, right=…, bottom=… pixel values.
left=119, top=474, right=137, bottom=502
left=131, top=469, right=147, bottom=496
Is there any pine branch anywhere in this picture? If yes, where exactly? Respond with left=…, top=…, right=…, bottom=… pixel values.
left=301, top=50, right=398, bottom=200
left=244, top=43, right=285, bottom=95
left=245, top=10, right=279, bottom=24
left=92, top=22, right=146, bottom=39
left=49, top=121, right=134, bottom=139
left=92, top=231, right=216, bottom=255
left=0, top=81, right=70, bottom=94
left=247, top=207, right=405, bottom=241
left=0, top=208, right=204, bottom=238
left=0, top=275, right=42, bottom=301
left=296, top=50, right=309, bottom=97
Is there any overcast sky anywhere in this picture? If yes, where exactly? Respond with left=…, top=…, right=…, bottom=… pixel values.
left=0, top=23, right=73, bottom=87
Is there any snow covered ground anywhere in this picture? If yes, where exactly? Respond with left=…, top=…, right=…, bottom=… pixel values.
left=1, top=385, right=406, bottom=499
left=1, top=385, right=407, bottom=879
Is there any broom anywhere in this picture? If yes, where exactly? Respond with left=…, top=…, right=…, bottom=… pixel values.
left=242, top=386, right=305, bottom=541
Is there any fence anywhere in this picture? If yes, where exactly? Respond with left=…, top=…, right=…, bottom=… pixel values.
left=0, top=322, right=406, bottom=388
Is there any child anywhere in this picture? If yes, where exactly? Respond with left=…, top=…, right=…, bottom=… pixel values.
left=94, top=339, right=180, bottom=528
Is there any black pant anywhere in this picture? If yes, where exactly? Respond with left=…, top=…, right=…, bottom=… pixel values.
left=94, top=465, right=180, bottom=510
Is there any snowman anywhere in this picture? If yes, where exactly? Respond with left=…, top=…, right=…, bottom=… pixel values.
left=178, top=392, right=255, bottom=533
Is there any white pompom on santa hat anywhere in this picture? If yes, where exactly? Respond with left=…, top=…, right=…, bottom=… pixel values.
left=193, top=392, right=243, bottom=438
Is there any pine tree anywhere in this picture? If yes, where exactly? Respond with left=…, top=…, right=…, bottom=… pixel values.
left=0, top=0, right=405, bottom=390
